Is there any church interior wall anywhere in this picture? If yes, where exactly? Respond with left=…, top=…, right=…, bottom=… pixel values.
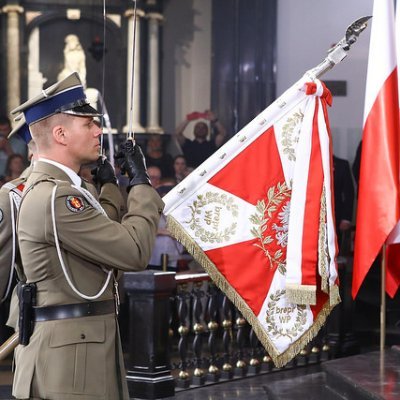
left=276, top=0, right=373, bottom=163
left=0, top=0, right=375, bottom=165
left=163, top=0, right=374, bottom=163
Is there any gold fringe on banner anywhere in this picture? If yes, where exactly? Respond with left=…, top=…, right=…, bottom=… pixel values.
left=166, top=214, right=339, bottom=368
left=329, top=284, right=341, bottom=306
left=286, top=283, right=317, bottom=305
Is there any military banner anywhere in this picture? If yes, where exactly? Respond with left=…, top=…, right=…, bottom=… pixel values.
left=163, top=78, right=340, bottom=367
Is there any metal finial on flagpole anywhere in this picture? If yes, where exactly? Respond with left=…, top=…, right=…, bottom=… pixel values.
left=305, top=16, right=372, bottom=80
left=127, top=0, right=138, bottom=141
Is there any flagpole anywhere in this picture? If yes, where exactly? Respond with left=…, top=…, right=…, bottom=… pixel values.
left=0, top=332, right=18, bottom=361
left=380, top=244, right=386, bottom=352
left=127, top=0, right=138, bottom=141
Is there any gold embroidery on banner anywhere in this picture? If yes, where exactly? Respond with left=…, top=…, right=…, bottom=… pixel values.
left=250, top=182, right=291, bottom=274
left=318, top=188, right=329, bottom=293
left=186, top=192, right=238, bottom=244
left=265, top=289, right=307, bottom=340
left=281, top=110, right=304, bottom=161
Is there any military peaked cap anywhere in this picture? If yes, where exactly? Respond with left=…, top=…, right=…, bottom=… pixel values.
left=11, top=72, right=101, bottom=125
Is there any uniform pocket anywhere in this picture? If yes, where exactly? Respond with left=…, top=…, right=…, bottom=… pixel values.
left=49, top=320, right=105, bottom=347
left=44, top=319, right=106, bottom=396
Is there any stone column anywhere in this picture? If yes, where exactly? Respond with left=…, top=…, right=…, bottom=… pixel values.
left=146, top=12, right=163, bottom=134
left=2, top=4, right=24, bottom=118
left=28, top=27, right=47, bottom=99
left=124, top=8, right=145, bottom=134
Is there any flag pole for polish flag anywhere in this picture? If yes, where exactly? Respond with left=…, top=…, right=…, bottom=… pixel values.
left=380, top=244, right=386, bottom=352
left=380, top=244, right=386, bottom=380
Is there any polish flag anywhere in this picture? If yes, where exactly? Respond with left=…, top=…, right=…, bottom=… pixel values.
left=352, top=0, right=400, bottom=298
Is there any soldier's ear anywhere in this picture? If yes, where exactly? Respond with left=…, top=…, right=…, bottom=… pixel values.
left=52, top=125, right=67, bottom=145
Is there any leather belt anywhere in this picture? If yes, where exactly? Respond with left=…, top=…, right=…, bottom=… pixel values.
left=33, top=299, right=115, bottom=322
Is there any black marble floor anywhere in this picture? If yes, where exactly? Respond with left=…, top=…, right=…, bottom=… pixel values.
left=323, top=348, right=400, bottom=400
left=0, top=362, right=323, bottom=400
left=1, top=349, right=400, bottom=399
left=167, top=365, right=324, bottom=400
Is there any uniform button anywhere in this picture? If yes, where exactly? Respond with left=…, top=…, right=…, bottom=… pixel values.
left=81, top=334, right=86, bottom=340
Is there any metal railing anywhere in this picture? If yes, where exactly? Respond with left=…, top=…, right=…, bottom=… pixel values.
left=170, top=273, right=330, bottom=390
left=122, top=269, right=335, bottom=399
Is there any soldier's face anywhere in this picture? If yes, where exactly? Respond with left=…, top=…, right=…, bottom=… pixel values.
left=65, top=116, right=102, bottom=164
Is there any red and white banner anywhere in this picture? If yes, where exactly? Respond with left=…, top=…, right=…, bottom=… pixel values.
left=163, top=78, right=340, bottom=367
left=352, top=0, right=400, bottom=299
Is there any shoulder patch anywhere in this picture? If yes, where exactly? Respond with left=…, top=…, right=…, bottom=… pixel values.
left=66, top=196, right=85, bottom=213
left=0, top=208, right=3, bottom=223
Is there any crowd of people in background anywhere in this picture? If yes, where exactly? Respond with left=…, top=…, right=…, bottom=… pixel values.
left=0, top=108, right=225, bottom=188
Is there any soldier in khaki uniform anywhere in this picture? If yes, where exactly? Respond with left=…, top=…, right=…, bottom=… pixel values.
left=0, top=121, right=31, bottom=304
left=0, top=121, right=33, bottom=346
left=11, top=72, right=164, bottom=400
left=2, top=120, right=118, bottom=334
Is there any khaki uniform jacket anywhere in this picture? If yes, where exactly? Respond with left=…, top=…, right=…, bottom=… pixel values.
left=12, top=161, right=164, bottom=400
left=0, top=167, right=32, bottom=303
left=5, top=174, right=101, bottom=331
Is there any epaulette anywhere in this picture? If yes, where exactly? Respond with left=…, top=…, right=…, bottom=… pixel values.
left=23, top=178, right=107, bottom=217
left=21, top=178, right=85, bottom=207
left=2, top=178, right=27, bottom=195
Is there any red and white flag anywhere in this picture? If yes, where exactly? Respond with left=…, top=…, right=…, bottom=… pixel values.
left=352, top=0, right=400, bottom=299
left=163, top=78, right=340, bottom=367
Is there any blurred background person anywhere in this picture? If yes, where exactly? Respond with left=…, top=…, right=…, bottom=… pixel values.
left=0, top=116, right=16, bottom=180
left=147, top=183, right=186, bottom=272
left=173, top=154, right=191, bottom=183
left=333, top=154, right=355, bottom=253
left=148, top=165, right=162, bottom=188
left=3, top=154, right=26, bottom=184
left=145, top=134, right=174, bottom=178
left=174, top=109, right=226, bottom=169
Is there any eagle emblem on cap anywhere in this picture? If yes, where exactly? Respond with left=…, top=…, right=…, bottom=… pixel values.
left=66, top=196, right=85, bottom=213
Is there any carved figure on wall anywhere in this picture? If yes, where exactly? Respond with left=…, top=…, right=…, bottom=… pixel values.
left=57, top=34, right=87, bottom=87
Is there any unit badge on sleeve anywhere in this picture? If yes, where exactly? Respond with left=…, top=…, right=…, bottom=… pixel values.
left=66, top=196, right=85, bottom=213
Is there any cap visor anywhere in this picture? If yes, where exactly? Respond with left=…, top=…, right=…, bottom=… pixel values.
left=62, top=103, right=102, bottom=118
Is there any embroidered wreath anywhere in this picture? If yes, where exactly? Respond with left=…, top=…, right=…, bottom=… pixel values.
left=281, top=110, right=304, bottom=161
left=186, top=192, right=238, bottom=244
left=265, top=289, right=307, bottom=340
left=250, top=182, right=290, bottom=274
